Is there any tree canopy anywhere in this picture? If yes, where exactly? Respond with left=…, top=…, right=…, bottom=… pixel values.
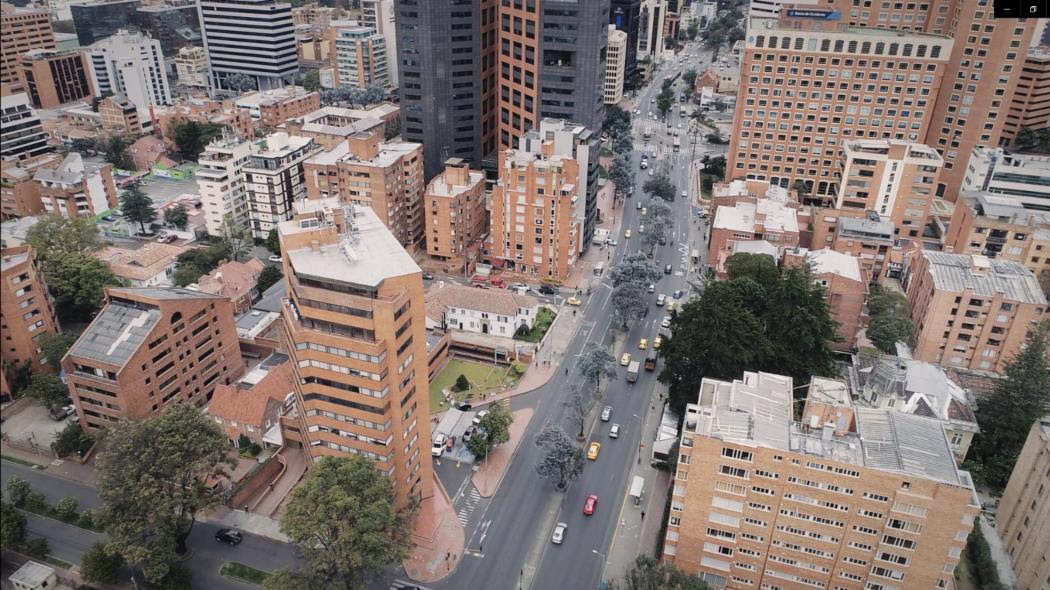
left=534, top=424, right=584, bottom=491
left=610, top=253, right=662, bottom=327
left=43, top=252, right=124, bottom=321
left=1013, top=126, right=1050, bottom=155
left=120, top=183, right=156, bottom=234
left=642, top=173, right=675, bottom=202
left=38, top=331, right=79, bottom=372
left=300, top=70, right=321, bottom=92
left=164, top=204, right=189, bottom=230
left=577, top=345, right=618, bottom=400
left=257, top=264, right=283, bottom=294
left=97, top=403, right=232, bottom=583
left=610, top=556, right=710, bottom=590
left=172, top=240, right=231, bottom=287
left=167, top=119, right=226, bottom=160
left=100, top=135, right=132, bottom=170
left=865, top=285, right=916, bottom=354
left=0, top=501, right=26, bottom=550
left=265, top=228, right=281, bottom=255
left=24, top=374, right=68, bottom=411
left=276, top=455, right=416, bottom=590
left=26, top=214, right=101, bottom=261
left=466, top=403, right=513, bottom=460
left=220, top=214, right=252, bottom=262
left=225, top=73, right=257, bottom=93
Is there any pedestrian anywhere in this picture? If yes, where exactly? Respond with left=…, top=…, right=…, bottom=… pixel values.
left=564, top=367, right=568, bottom=375
left=641, top=511, right=646, bottom=520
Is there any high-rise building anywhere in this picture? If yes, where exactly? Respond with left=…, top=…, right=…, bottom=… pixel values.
left=62, top=287, right=244, bottom=430
left=394, top=0, right=498, bottom=180
left=0, top=245, right=60, bottom=380
left=17, top=49, right=94, bottom=108
left=1003, top=46, right=1050, bottom=145
left=637, top=0, right=666, bottom=63
left=0, top=3, right=56, bottom=89
left=175, top=46, right=208, bottom=88
left=605, top=25, right=627, bottom=105
left=69, top=0, right=139, bottom=47
left=197, top=0, right=298, bottom=92
left=960, top=146, right=1050, bottom=212
left=518, top=118, right=600, bottom=251
left=330, top=21, right=389, bottom=90
left=242, top=132, right=318, bottom=239
left=610, top=0, right=641, bottom=87
left=903, top=251, right=1046, bottom=373
left=87, top=29, right=172, bottom=111
left=0, top=92, right=50, bottom=163
left=727, top=17, right=951, bottom=201
left=70, top=0, right=203, bottom=56
left=360, top=0, right=397, bottom=84
left=197, top=134, right=252, bottom=236
left=835, top=140, right=943, bottom=239
left=663, top=371, right=980, bottom=590
left=97, top=95, right=143, bottom=134
left=997, top=418, right=1050, bottom=590
left=489, top=147, right=581, bottom=281
left=277, top=198, right=433, bottom=504
left=423, top=158, right=487, bottom=264
left=304, top=131, right=425, bottom=249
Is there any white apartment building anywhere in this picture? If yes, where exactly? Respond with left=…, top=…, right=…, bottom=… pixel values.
left=961, top=146, right=1050, bottom=211
left=197, top=135, right=251, bottom=236
left=0, top=93, right=49, bottom=162
left=197, top=0, right=298, bottom=92
left=637, top=0, right=667, bottom=62
left=361, top=0, right=397, bottom=83
left=604, top=24, right=627, bottom=105
left=243, top=132, right=318, bottom=239
left=175, top=46, right=208, bottom=88
left=87, top=29, right=172, bottom=110
left=331, top=21, right=389, bottom=90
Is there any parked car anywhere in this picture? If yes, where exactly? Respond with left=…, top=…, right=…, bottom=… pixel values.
left=268, top=255, right=282, bottom=263
left=462, top=426, right=477, bottom=442
left=552, top=522, right=568, bottom=544
left=473, top=409, right=489, bottom=425
left=672, top=290, right=684, bottom=299
left=421, top=271, right=434, bottom=280
left=661, top=315, right=672, bottom=329
left=600, top=405, right=612, bottom=421
left=432, top=434, right=447, bottom=456
left=583, top=494, right=599, bottom=515
left=215, top=529, right=243, bottom=545
left=539, top=284, right=557, bottom=295
left=656, top=294, right=666, bottom=306
left=609, top=424, right=620, bottom=438
left=49, top=406, right=71, bottom=421
left=648, top=283, right=655, bottom=293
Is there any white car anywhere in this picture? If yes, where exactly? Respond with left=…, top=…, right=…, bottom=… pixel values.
left=656, top=294, right=666, bottom=306
left=601, top=405, right=613, bottom=422
left=648, top=283, right=655, bottom=293
left=552, top=522, right=567, bottom=544
left=473, top=409, right=490, bottom=425
left=268, top=255, right=282, bottom=263
left=432, top=434, right=447, bottom=456
left=661, top=315, right=672, bottom=328
left=609, top=424, right=620, bottom=438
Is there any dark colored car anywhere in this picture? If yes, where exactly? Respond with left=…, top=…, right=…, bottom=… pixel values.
left=539, top=284, right=558, bottom=295
left=215, top=529, right=243, bottom=545
left=49, top=406, right=71, bottom=421
left=421, top=271, right=434, bottom=280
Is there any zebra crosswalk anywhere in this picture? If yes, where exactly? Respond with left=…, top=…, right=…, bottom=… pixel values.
left=457, top=486, right=481, bottom=526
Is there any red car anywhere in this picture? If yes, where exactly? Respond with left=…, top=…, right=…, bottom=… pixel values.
left=583, top=494, right=598, bottom=515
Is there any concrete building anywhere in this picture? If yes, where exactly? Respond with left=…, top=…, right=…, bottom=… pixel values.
left=93, top=242, right=190, bottom=287
left=903, top=251, right=1047, bottom=373
left=835, top=140, right=943, bottom=239
left=709, top=198, right=800, bottom=276
left=196, top=134, right=252, bottom=236
left=8, top=561, right=56, bottom=590
left=68, top=0, right=140, bottom=47
left=175, top=46, right=208, bottom=88
left=17, top=49, right=94, bottom=109
left=424, top=158, right=487, bottom=265
left=960, top=146, right=1050, bottom=212
left=1003, top=47, right=1050, bottom=144
left=97, top=94, right=143, bottom=134
left=290, top=3, right=335, bottom=33
left=425, top=282, right=539, bottom=336
left=87, top=29, right=173, bottom=112
left=0, top=245, right=60, bottom=385
left=943, top=192, right=1050, bottom=278
left=207, top=353, right=292, bottom=447
left=281, top=103, right=399, bottom=150
left=0, top=92, right=50, bottom=163
left=132, top=1, right=203, bottom=56
left=610, top=0, right=641, bottom=86
left=62, top=287, right=244, bottom=430
left=242, top=132, right=319, bottom=239
left=330, top=21, right=389, bottom=90
left=33, top=153, right=117, bottom=218
left=0, top=3, right=56, bottom=89
left=360, top=0, right=398, bottom=84
left=1, top=159, right=46, bottom=220
left=277, top=198, right=433, bottom=504
left=809, top=209, right=901, bottom=283
left=198, top=0, right=298, bottom=92
left=234, top=86, right=321, bottom=129
left=664, top=370, right=980, bottom=590
left=191, top=257, right=266, bottom=313
left=784, top=247, right=868, bottom=352
left=998, top=418, right=1050, bottom=590
left=637, top=0, right=666, bottom=63
left=518, top=119, right=600, bottom=252
left=304, top=131, right=424, bottom=249
left=604, top=25, right=627, bottom=105
left=727, top=17, right=951, bottom=201
left=489, top=148, right=581, bottom=281
left=393, top=0, right=498, bottom=180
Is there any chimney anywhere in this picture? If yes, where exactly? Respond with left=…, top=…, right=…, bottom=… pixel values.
left=348, top=131, right=380, bottom=160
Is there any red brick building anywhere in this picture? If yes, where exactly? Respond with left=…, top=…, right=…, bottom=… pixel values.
left=208, top=356, right=292, bottom=447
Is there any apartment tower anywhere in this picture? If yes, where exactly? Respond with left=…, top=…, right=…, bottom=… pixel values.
left=360, top=0, right=398, bottom=83
left=87, top=29, right=173, bottom=111
left=665, top=371, right=980, bottom=590
left=610, top=0, right=641, bottom=87
left=997, top=418, right=1050, bottom=590
left=0, top=3, right=56, bottom=89
left=198, top=0, right=298, bottom=92
left=605, top=25, right=628, bottom=105
left=0, top=92, right=50, bottom=163
left=277, top=198, right=433, bottom=504
left=330, top=21, right=389, bottom=90
left=423, top=158, right=487, bottom=264
left=0, top=245, right=60, bottom=380
left=242, top=132, right=318, bottom=239
left=1003, top=46, right=1050, bottom=144
left=197, top=134, right=251, bottom=236
left=18, top=49, right=94, bottom=109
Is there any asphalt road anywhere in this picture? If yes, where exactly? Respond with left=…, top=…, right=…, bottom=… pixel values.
left=426, top=41, right=713, bottom=590
left=1, top=459, right=300, bottom=589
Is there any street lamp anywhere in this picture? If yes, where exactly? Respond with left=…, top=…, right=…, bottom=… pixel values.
left=592, top=549, right=609, bottom=583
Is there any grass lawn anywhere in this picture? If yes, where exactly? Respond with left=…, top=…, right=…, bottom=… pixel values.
left=429, top=359, right=513, bottom=412
left=220, top=562, right=271, bottom=586
left=513, top=307, right=557, bottom=343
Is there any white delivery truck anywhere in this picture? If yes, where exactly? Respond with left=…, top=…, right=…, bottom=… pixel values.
left=626, top=361, right=640, bottom=383
left=629, top=476, right=644, bottom=505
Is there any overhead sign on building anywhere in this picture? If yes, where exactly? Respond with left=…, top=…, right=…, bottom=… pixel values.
left=786, top=9, right=842, bottom=19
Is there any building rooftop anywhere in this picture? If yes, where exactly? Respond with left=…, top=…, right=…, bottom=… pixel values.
left=281, top=199, right=419, bottom=288
left=965, top=192, right=1050, bottom=223
left=236, top=309, right=280, bottom=339
left=427, top=168, right=485, bottom=198
left=713, top=198, right=799, bottom=234
left=308, top=137, right=419, bottom=168
left=32, top=153, right=99, bottom=186
left=854, top=409, right=961, bottom=485
left=806, top=247, right=863, bottom=282
left=208, top=355, right=292, bottom=426
left=94, top=242, right=190, bottom=282
left=69, top=298, right=161, bottom=367
left=8, top=561, right=55, bottom=586
left=235, top=86, right=315, bottom=109
left=858, top=353, right=978, bottom=428
left=729, top=239, right=779, bottom=259
left=425, top=282, right=538, bottom=322
left=838, top=214, right=895, bottom=240
left=0, top=249, right=29, bottom=272
left=191, top=258, right=265, bottom=300
left=0, top=216, right=38, bottom=248
left=246, top=132, right=315, bottom=160
left=920, top=251, right=1046, bottom=304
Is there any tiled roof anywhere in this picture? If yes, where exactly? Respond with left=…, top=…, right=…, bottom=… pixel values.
left=207, top=360, right=293, bottom=427
left=94, top=243, right=191, bottom=281
left=194, top=258, right=264, bottom=300
left=425, top=282, right=538, bottom=322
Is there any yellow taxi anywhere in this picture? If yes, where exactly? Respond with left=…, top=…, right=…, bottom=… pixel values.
left=587, top=442, right=602, bottom=460
left=653, top=336, right=663, bottom=350
left=638, top=338, right=648, bottom=349
left=620, top=353, right=632, bottom=366
left=566, top=296, right=582, bottom=306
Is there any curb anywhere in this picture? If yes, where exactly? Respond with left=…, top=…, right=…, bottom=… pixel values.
left=472, top=408, right=534, bottom=499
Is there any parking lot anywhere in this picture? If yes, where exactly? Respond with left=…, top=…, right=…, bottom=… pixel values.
left=432, top=407, right=489, bottom=464
left=0, top=400, right=74, bottom=450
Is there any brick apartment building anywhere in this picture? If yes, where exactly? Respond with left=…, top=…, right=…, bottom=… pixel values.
left=276, top=198, right=433, bottom=504
left=234, top=86, right=321, bottom=130
left=424, top=158, right=487, bottom=266
left=997, top=418, right=1050, bottom=590
left=18, top=49, right=94, bottom=109
left=0, top=153, right=64, bottom=220
left=664, top=371, right=979, bottom=590
left=97, top=95, right=142, bottom=135
left=62, top=287, right=244, bottom=430
left=156, top=98, right=255, bottom=150
left=0, top=3, right=56, bottom=89
left=208, top=355, right=293, bottom=448
left=809, top=209, right=903, bottom=284
left=784, top=247, right=868, bottom=352
left=33, top=153, right=118, bottom=218
left=943, top=192, right=1050, bottom=278
left=903, top=251, right=1046, bottom=373
left=304, top=131, right=425, bottom=249
left=281, top=104, right=399, bottom=150
left=489, top=148, right=581, bottom=282
left=0, top=245, right=60, bottom=396
left=1003, top=47, right=1050, bottom=144
left=709, top=197, right=800, bottom=277
left=192, top=258, right=266, bottom=314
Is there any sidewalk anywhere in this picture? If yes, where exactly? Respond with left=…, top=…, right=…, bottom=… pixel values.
left=472, top=408, right=534, bottom=497
left=0, top=442, right=98, bottom=487
left=402, top=472, right=466, bottom=583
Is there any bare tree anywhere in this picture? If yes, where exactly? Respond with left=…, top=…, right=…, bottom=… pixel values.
left=562, top=384, right=593, bottom=439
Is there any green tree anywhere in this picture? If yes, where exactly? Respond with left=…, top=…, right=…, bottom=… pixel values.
left=762, top=265, right=839, bottom=386
left=54, top=497, right=79, bottom=521
left=968, top=325, right=1050, bottom=489
left=562, top=384, right=593, bottom=439
left=26, top=214, right=102, bottom=262
left=725, top=252, right=779, bottom=286
left=164, top=204, right=189, bottom=230
left=53, top=422, right=94, bottom=457
left=225, top=73, right=257, bottom=93
left=257, top=265, right=283, bottom=294
left=81, top=542, right=125, bottom=585
left=534, top=424, right=584, bottom=491
left=603, top=105, right=631, bottom=136
left=683, top=69, right=698, bottom=88
left=454, top=374, right=471, bottom=392
left=383, top=118, right=401, bottom=141
left=97, top=403, right=232, bottom=583
left=45, top=252, right=123, bottom=320
left=657, top=93, right=673, bottom=118
left=466, top=404, right=513, bottom=460
left=279, top=455, right=416, bottom=590
left=642, top=173, right=675, bottom=201
left=172, top=240, right=230, bottom=286
left=1013, top=126, right=1050, bottom=155
left=0, top=501, right=26, bottom=549
left=24, top=537, right=49, bottom=559
left=25, top=373, right=69, bottom=411
left=264, top=228, right=281, bottom=254
left=865, top=285, right=916, bottom=353
left=167, top=119, right=226, bottom=160
left=220, top=214, right=252, bottom=262
left=610, top=555, right=710, bottom=590
left=701, top=155, right=726, bottom=178
left=121, top=183, right=156, bottom=234
left=6, top=477, right=31, bottom=507
left=300, top=69, right=321, bottom=92
left=38, top=331, right=79, bottom=372
left=577, top=345, right=618, bottom=401
left=101, top=135, right=132, bottom=170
